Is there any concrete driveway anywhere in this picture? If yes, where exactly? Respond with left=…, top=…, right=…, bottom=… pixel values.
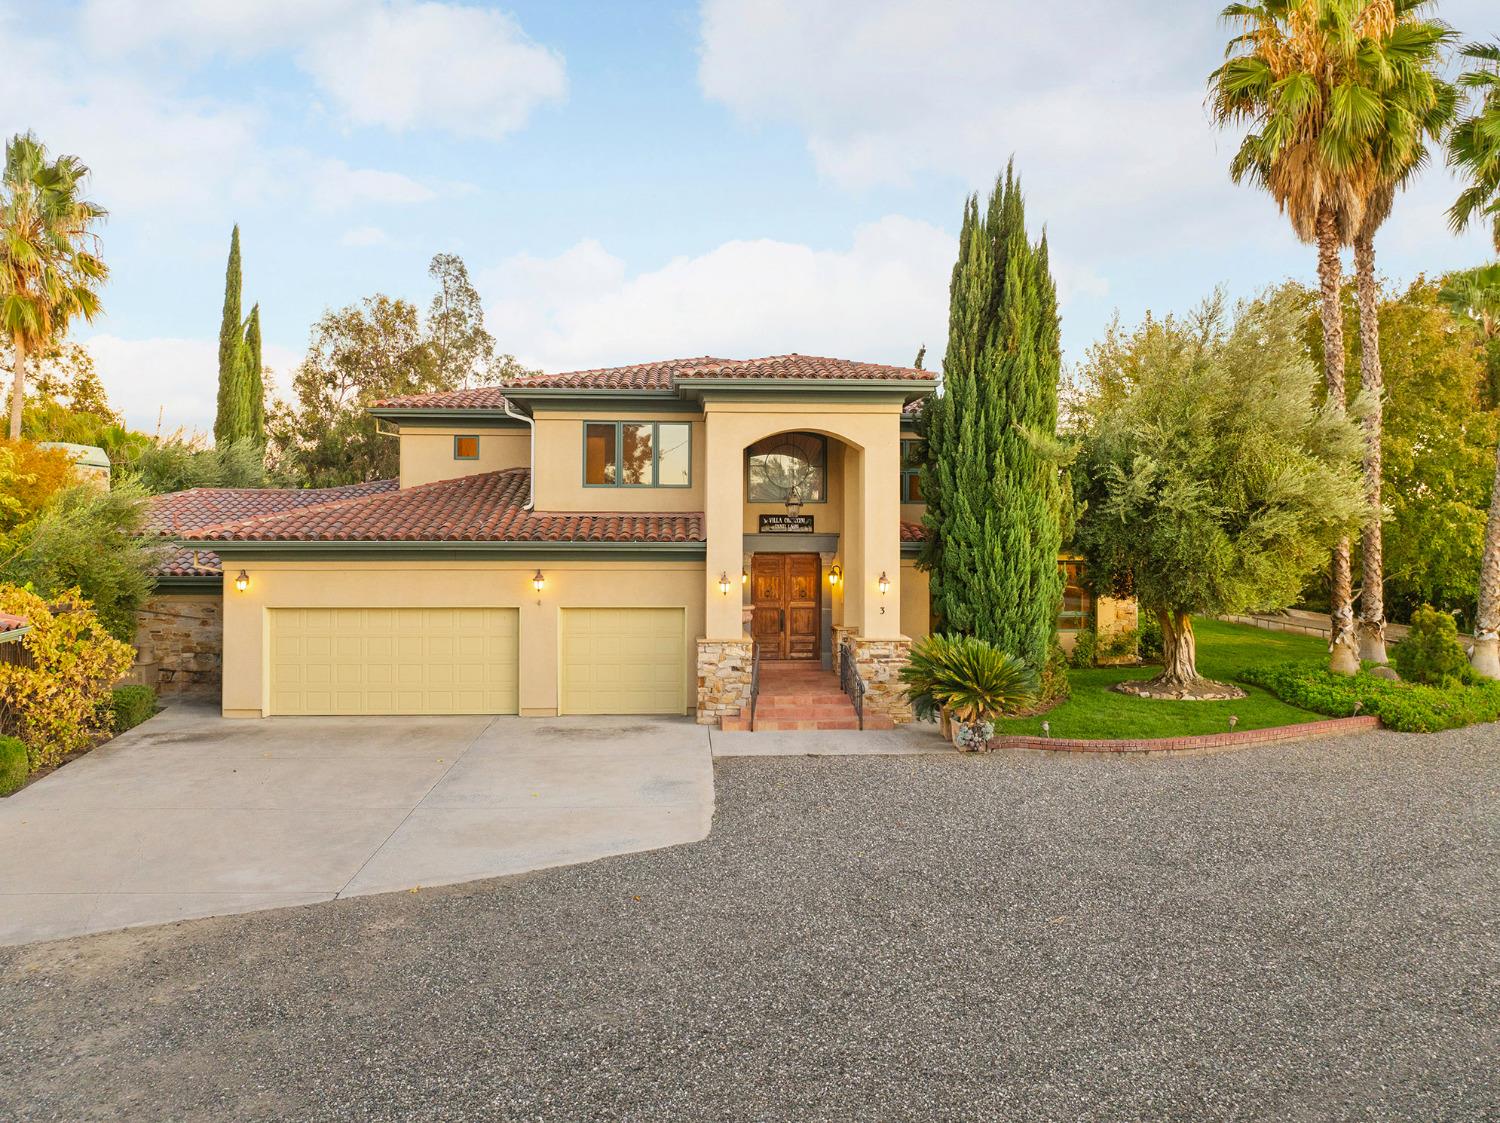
left=0, top=703, right=713, bottom=946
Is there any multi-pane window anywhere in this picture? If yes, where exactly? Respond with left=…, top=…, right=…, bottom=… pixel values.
left=901, top=439, right=923, bottom=502
left=746, top=433, right=827, bottom=503
left=1058, top=559, right=1093, bottom=632
left=584, top=421, right=691, bottom=487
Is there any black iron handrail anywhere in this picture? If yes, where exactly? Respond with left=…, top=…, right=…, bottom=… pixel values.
left=749, top=640, right=762, bottom=729
left=838, top=637, right=865, bottom=731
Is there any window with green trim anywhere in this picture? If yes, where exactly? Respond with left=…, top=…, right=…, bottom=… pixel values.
left=584, top=421, right=691, bottom=487
left=454, top=435, right=480, bottom=460
left=900, top=439, right=923, bottom=502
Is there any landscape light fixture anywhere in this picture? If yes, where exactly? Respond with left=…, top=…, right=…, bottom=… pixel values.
left=878, top=570, right=890, bottom=595
left=719, top=571, right=732, bottom=595
left=234, top=570, right=250, bottom=593
left=828, top=564, right=842, bottom=587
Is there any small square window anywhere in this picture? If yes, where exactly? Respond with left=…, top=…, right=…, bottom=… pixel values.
left=454, top=435, right=480, bottom=460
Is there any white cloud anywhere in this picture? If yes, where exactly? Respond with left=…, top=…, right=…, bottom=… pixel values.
left=312, top=160, right=436, bottom=208
left=479, top=217, right=953, bottom=374
left=341, top=226, right=390, bottom=248
left=84, top=335, right=300, bottom=436
left=79, top=0, right=567, bottom=141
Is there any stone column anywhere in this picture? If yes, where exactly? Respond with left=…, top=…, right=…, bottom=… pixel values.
left=695, top=637, right=753, bottom=726
left=852, top=635, right=913, bottom=724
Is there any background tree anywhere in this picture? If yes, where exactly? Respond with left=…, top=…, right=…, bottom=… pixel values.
left=0, top=132, right=107, bottom=440
left=426, top=252, right=531, bottom=388
left=243, top=302, right=264, bottom=442
left=1071, top=287, right=1366, bottom=692
left=1448, top=39, right=1500, bottom=252
left=1209, top=0, right=1388, bottom=675
left=267, top=295, right=441, bottom=486
left=214, top=225, right=248, bottom=444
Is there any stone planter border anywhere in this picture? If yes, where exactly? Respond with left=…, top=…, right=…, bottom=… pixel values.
left=988, top=715, right=1379, bottom=758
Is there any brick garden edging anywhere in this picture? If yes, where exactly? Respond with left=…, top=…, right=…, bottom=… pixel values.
left=988, top=715, right=1380, bottom=758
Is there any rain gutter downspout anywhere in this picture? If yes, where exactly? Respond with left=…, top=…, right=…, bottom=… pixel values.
left=501, top=397, right=536, bottom=509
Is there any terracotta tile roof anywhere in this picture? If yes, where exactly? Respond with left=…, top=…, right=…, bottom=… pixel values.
left=0, top=611, right=30, bottom=636
left=178, top=469, right=704, bottom=545
left=372, top=353, right=934, bottom=408
left=146, top=479, right=398, bottom=535
left=152, top=546, right=224, bottom=578
left=900, top=520, right=927, bottom=543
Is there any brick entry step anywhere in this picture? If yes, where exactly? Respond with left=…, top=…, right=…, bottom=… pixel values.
left=721, top=661, right=894, bottom=732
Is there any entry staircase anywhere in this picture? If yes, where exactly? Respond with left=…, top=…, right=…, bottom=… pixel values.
left=720, top=655, right=893, bottom=733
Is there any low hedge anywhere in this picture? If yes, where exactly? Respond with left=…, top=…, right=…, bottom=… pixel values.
left=0, top=735, right=25, bottom=796
left=111, top=685, right=157, bottom=733
left=1240, top=661, right=1500, bottom=733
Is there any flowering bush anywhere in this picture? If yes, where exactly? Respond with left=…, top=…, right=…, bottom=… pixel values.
left=0, top=585, right=134, bottom=771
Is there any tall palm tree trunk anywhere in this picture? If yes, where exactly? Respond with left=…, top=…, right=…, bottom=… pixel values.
left=8, top=333, right=26, bottom=440
left=1316, top=204, right=1360, bottom=674
left=1353, top=230, right=1387, bottom=663
left=1472, top=441, right=1500, bottom=679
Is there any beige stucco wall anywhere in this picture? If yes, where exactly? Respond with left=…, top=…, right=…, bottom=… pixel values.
left=531, top=410, right=706, bottom=512
left=899, top=560, right=930, bottom=640
left=220, top=559, right=705, bottom=718
left=398, top=427, right=529, bottom=489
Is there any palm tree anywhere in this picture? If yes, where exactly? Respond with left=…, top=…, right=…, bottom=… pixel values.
left=1209, top=0, right=1384, bottom=674
left=0, top=132, right=108, bottom=440
left=1448, top=40, right=1500, bottom=252
left=1342, top=3, right=1456, bottom=664
left=1439, top=265, right=1500, bottom=676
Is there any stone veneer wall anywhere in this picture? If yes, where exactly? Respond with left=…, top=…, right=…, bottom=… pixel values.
left=696, top=638, right=754, bottom=725
left=851, top=636, right=913, bottom=724
left=134, top=594, right=222, bottom=698
left=832, top=625, right=860, bottom=675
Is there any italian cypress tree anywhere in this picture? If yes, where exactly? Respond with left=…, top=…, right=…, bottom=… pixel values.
left=242, top=303, right=264, bottom=442
left=213, top=225, right=248, bottom=444
left=918, top=164, right=1065, bottom=668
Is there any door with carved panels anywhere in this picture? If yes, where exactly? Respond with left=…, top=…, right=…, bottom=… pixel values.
left=751, top=553, right=820, bottom=660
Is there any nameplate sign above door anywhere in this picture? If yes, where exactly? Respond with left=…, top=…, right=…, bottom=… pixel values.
left=758, top=514, right=814, bottom=533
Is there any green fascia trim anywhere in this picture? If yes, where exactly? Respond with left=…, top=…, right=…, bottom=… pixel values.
left=521, top=393, right=699, bottom=412
left=900, top=543, right=922, bottom=558
left=201, top=539, right=708, bottom=563
left=0, top=624, right=32, bottom=644
left=152, top=575, right=224, bottom=593
left=367, top=409, right=528, bottom=427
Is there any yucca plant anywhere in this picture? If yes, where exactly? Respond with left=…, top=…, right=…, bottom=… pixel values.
left=900, top=634, right=1036, bottom=723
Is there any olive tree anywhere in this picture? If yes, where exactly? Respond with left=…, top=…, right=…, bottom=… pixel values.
left=1071, top=287, right=1367, bottom=695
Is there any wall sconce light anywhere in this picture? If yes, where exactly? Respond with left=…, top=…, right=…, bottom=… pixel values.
left=532, top=569, right=546, bottom=593
left=784, top=487, right=803, bottom=517
left=878, top=570, right=890, bottom=596
left=718, top=571, right=732, bottom=596
left=742, top=570, right=748, bottom=586
left=234, top=570, right=250, bottom=593
left=828, top=564, right=843, bottom=587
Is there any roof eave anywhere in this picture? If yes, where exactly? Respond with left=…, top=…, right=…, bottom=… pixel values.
left=193, top=539, right=709, bottom=562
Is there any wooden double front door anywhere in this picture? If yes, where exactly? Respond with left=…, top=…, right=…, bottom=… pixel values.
left=751, top=553, right=821, bottom=661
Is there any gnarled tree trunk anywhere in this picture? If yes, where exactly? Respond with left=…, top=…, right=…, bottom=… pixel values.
left=8, top=333, right=26, bottom=440
left=1157, top=609, right=1198, bottom=686
left=1353, top=229, right=1387, bottom=664
left=1472, top=438, right=1500, bottom=679
left=1316, top=205, right=1360, bottom=675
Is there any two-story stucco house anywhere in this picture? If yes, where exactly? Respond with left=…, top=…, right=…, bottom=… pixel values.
left=141, top=353, right=1128, bottom=727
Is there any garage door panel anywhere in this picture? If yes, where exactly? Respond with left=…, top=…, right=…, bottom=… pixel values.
left=269, top=607, right=518, bottom=716
left=559, top=608, right=685, bottom=716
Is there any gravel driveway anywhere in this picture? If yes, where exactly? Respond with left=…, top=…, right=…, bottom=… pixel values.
left=2, top=727, right=1495, bottom=1122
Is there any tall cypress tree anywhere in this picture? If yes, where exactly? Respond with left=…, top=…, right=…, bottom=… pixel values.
left=242, top=303, right=264, bottom=442
left=918, top=164, right=1064, bottom=667
left=213, top=225, right=247, bottom=444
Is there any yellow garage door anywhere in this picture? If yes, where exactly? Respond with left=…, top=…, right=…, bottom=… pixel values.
left=268, top=607, right=519, bottom=716
left=559, top=608, right=685, bottom=715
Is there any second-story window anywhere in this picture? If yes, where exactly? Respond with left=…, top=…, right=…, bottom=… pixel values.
left=454, top=435, right=480, bottom=460
left=746, top=433, right=827, bottom=503
left=901, top=439, right=923, bottom=502
left=584, top=421, right=691, bottom=487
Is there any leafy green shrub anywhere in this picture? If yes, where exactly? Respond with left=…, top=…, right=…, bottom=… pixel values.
left=1039, top=641, right=1071, bottom=706
left=1391, top=605, right=1469, bottom=687
left=0, top=586, right=135, bottom=769
left=1098, top=627, right=1139, bottom=663
left=900, top=634, right=1036, bottom=723
left=111, top=685, right=156, bottom=733
left=0, top=735, right=26, bottom=795
left=1240, top=659, right=1500, bottom=733
left=1068, top=628, right=1098, bottom=668
left=1138, top=612, right=1163, bottom=661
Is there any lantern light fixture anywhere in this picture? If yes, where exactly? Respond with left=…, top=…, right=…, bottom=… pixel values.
left=532, top=569, right=546, bottom=593
left=878, top=570, right=890, bottom=595
left=718, top=571, right=732, bottom=595
left=784, top=487, right=803, bottom=518
left=828, top=564, right=843, bottom=587
left=234, top=570, right=250, bottom=593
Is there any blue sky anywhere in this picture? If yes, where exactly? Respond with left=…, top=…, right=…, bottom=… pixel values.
left=3, top=0, right=1496, bottom=435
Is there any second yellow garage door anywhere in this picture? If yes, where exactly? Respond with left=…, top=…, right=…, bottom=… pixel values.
left=559, top=608, right=686, bottom=715
left=268, top=607, right=519, bottom=716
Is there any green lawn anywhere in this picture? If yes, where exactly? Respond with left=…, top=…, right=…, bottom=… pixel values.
left=995, top=618, right=1326, bottom=740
